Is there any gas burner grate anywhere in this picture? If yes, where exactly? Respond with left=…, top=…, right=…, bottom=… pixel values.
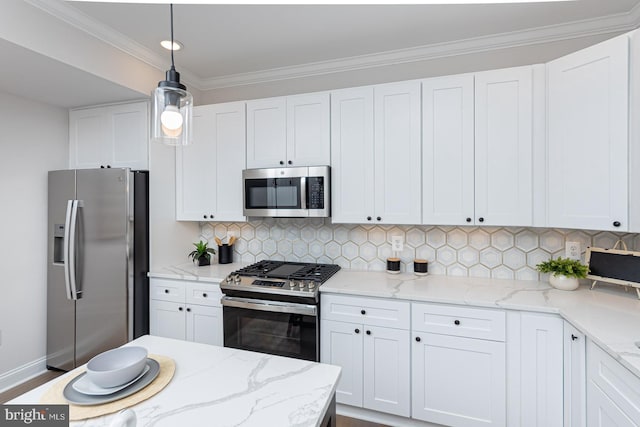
left=233, top=260, right=340, bottom=284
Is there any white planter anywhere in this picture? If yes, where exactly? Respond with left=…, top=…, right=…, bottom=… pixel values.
left=549, top=274, right=579, bottom=291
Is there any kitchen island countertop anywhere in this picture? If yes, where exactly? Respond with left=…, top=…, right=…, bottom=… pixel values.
left=9, top=335, right=340, bottom=427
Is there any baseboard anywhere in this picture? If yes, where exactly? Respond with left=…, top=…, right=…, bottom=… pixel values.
left=337, top=404, right=442, bottom=427
left=0, top=357, right=47, bottom=394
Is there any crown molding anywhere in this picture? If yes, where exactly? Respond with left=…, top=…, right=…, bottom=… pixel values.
left=24, top=0, right=640, bottom=91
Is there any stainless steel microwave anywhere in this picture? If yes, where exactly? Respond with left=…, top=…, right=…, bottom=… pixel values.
left=242, top=166, right=330, bottom=217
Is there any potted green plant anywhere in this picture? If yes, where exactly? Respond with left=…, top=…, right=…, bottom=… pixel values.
left=188, top=240, right=216, bottom=266
left=536, top=257, right=589, bottom=291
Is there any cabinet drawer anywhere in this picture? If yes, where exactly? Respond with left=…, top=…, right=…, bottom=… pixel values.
left=412, top=302, right=505, bottom=341
left=185, top=282, right=223, bottom=307
left=321, top=294, right=410, bottom=329
left=587, top=340, right=640, bottom=425
left=150, top=278, right=186, bottom=303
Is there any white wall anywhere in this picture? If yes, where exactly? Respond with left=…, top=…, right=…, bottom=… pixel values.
left=0, top=91, right=68, bottom=390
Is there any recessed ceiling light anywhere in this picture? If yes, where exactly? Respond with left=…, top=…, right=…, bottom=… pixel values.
left=161, top=40, right=183, bottom=51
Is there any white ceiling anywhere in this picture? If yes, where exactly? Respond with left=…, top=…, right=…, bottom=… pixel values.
left=2, top=0, right=640, bottom=108
left=65, top=0, right=640, bottom=89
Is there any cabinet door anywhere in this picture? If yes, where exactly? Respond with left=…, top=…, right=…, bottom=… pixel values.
left=246, top=97, right=287, bottom=168
left=149, top=299, right=186, bottom=341
left=176, top=105, right=217, bottom=221
left=69, top=107, right=110, bottom=169
left=320, top=320, right=364, bottom=407
left=547, top=35, right=629, bottom=231
left=287, top=92, right=330, bottom=166
left=519, top=313, right=564, bottom=427
left=330, top=87, right=375, bottom=224
left=186, top=305, right=223, bottom=346
left=587, top=384, right=638, bottom=427
left=475, top=66, right=533, bottom=226
left=374, top=81, right=422, bottom=224
left=110, top=101, right=148, bottom=170
left=211, top=102, right=246, bottom=222
left=422, top=74, right=475, bottom=225
left=412, top=333, right=506, bottom=426
left=363, top=326, right=410, bottom=417
left=564, top=322, right=586, bottom=427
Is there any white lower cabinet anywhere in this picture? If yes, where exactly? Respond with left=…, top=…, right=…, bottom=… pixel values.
left=564, top=321, right=586, bottom=427
left=321, top=294, right=410, bottom=417
left=586, top=340, right=640, bottom=426
left=149, top=278, right=223, bottom=346
left=411, top=303, right=506, bottom=427
left=506, top=311, right=564, bottom=427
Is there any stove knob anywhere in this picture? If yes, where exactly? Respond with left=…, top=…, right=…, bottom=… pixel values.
left=298, top=281, right=307, bottom=291
left=233, top=274, right=241, bottom=284
left=225, top=275, right=233, bottom=284
left=308, top=282, right=316, bottom=290
left=289, top=280, right=297, bottom=288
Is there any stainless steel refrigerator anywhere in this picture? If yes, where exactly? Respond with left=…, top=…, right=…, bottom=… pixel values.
left=46, top=168, right=149, bottom=371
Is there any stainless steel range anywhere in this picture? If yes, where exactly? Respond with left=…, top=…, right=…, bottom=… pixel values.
left=221, top=260, right=340, bottom=361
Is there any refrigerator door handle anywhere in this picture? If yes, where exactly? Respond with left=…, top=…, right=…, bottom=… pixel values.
left=63, top=200, right=74, bottom=300
left=68, top=199, right=81, bottom=300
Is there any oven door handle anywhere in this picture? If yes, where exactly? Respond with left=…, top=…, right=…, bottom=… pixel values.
left=221, top=296, right=317, bottom=317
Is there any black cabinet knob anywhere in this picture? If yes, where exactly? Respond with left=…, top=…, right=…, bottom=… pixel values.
left=279, top=160, right=284, bottom=165
left=613, top=221, right=621, bottom=227
left=186, top=308, right=191, bottom=312
left=478, top=217, right=484, bottom=223
left=178, top=307, right=183, bottom=311
left=366, top=330, right=371, bottom=335
left=415, top=337, right=421, bottom=342
left=454, top=320, right=460, bottom=325
left=164, top=289, right=169, bottom=294
left=361, top=310, right=366, bottom=315
left=367, top=216, right=372, bottom=221
left=355, top=328, right=360, bottom=334
left=376, top=217, right=381, bottom=221
left=203, top=215, right=207, bottom=219
left=106, top=165, right=111, bottom=168
left=203, top=293, right=208, bottom=298
left=466, top=217, right=472, bottom=223
left=100, top=165, right=105, bottom=169
left=288, top=160, right=292, bottom=165
left=571, top=334, right=578, bottom=341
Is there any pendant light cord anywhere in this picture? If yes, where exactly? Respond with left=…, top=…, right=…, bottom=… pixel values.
left=170, top=3, right=175, bottom=68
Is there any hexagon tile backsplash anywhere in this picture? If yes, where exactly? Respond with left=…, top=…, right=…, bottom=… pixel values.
left=199, top=219, right=639, bottom=281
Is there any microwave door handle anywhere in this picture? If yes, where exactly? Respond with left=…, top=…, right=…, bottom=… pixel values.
left=300, top=177, right=307, bottom=210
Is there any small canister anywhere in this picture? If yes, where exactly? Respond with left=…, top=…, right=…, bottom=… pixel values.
left=414, top=259, right=429, bottom=276
left=386, top=258, right=401, bottom=274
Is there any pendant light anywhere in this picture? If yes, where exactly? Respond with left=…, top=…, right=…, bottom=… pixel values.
left=151, top=3, right=192, bottom=146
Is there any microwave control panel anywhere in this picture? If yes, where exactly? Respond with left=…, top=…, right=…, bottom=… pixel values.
left=308, top=177, right=325, bottom=209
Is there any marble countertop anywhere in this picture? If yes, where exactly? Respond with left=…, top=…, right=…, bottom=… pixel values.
left=10, top=335, right=340, bottom=427
left=148, top=262, right=247, bottom=283
left=322, top=270, right=640, bottom=378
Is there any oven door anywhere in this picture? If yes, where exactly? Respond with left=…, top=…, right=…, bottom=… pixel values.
left=222, top=296, right=318, bottom=361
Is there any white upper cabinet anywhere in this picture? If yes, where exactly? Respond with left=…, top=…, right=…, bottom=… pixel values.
left=422, top=66, right=540, bottom=226
left=422, top=74, right=475, bottom=225
left=176, top=102, right=246, bottom=222
left=246, top=92, right=330, bottom=168
left=70, top=101, right=149, bottom=170
left=547, top=34, right=629, bottom=231
left=332, top=82, right=421, bottom=225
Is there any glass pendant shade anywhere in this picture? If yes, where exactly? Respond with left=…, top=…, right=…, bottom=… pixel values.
left=151, top=79, right=193, bottom=146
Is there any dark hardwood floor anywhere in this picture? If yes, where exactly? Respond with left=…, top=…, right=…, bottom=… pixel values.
left=1, top=373, right=388, bottom=427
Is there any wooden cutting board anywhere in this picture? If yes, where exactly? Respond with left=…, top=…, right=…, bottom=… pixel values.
left=40, top=354, right=175, bottom=421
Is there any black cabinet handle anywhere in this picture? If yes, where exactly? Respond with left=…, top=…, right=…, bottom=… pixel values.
left=279, top=160, right=284, bottom=165
left=209, top=215, right=214, bottom=219
left=178, top=307, right=183, bottom=311
left=454, top=320, right=460, bottom=325
left=355, top=328, right=360, bottom=334
left=366, top=330, right=371, bottom=335
left=571, top=334, right=578, bottom=341
left=361, top=310, right=366, bottom=315
left=466, top=218, right=472, bottom=223
left=415, top=337, right=421, bottom=342
left=203, top=215, right=207, bottom=219
left=203, top=293, right=208, bottom=298
left=367, top=216, right=372, bottom=221
left=100, top=165, right=105, bottom=168
left=186, top=308, right=191, bottom=312
left=478, top=217, right=484, bottom=223
left=613, top=221, right=621, bottom=227
left=164, top=289, right=169, bottom=294
left=288, top=160, right=292, bottom=165
left=376, top=217, right=381, bottom=221
left=106, top=165, right=111, bottom=168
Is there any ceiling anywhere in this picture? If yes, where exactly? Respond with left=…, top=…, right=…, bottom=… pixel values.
left=2, top=0, right=640, bottom=108
left=65, top=0, right=640, bottom=89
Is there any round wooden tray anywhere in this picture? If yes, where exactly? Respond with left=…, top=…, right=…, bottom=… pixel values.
left=40, top=354, right=175, bottom=421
